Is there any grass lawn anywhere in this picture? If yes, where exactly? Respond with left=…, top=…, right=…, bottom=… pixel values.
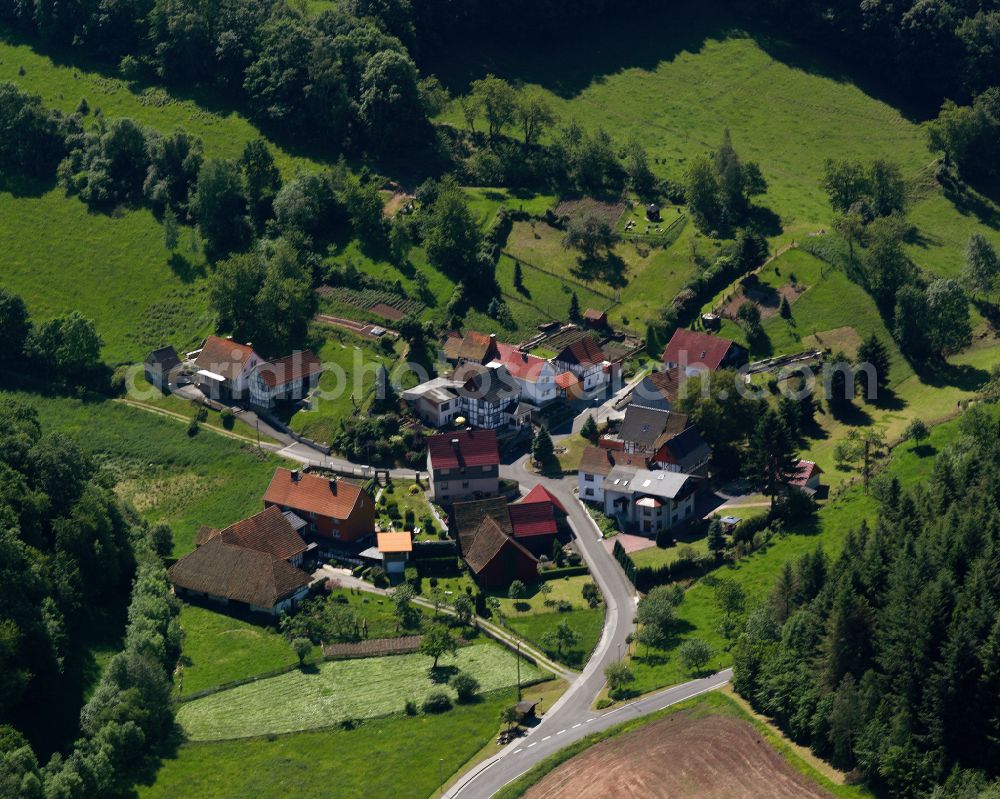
left=0, top=188, right=215, bottom=364
left=177, top=605, right=302, bottom=698
left=626, top=406, right=991, bottom=693
left=285, top=330, right=399, bottom=446
left=631, top=536, right=709, bottom=569
left=554, top=430, right=593, bottom=473
left=492, top=574, right=596, bottom=618
left=505, top=608, right=604, bottom=670
left=140, top=690, right=519, bottom=799
left=176, top=641, right=546, bottom=740
left=1, top=389, right=289, bottom=556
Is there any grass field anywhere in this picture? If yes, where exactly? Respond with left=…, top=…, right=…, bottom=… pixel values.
left=176, top=641, right=546, bottom=740
left=0, top=389, right=288, bottom=555
left=506, top=607, right=604, bottom=670
left=141, top=690, right=519, bottom=799
left=496, top=691, right=873, bottom=799
left=434, top=2, right=1000, bottom=283
left=626, top=406, right=992, bottom=693
left=177, top=605, right=302, bottom=698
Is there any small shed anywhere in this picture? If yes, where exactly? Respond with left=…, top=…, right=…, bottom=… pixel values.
left=145, top=346, right=182, bottom=391
left=583, top=309, right=609, bottom=329
left=646, top=203, right=661, bottom=222
left=515, top=699, right=538, bottom=722
left=377, top=531, right=413, bottom=575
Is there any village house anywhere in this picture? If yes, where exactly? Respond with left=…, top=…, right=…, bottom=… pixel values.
left=582, top=308, right=609, bottom=330
left=601, top=467, right=698, bottom=535
left=493, top=343, right=557, bottom=407
left=662, top=329, right=746, bottom=376
left=403, top=361, right=531, bottom=431
left=461, top=516, right=539, bottom=590
left=625, top=367, right=685, bottom=412
left=191, top=335, right=263, bottom=400
left=402, top=377, right=462, bottom=428
left=577, top=446, right=643, bottom=504
left=442, top=330, right=501, bottom=366
left=248, top=350, right=324, bottom=409
left=144, top=346, right=183, bottom=392
left=552, top=335, right=611, bottom=391
left=426, top=429, right=501, bottom=504
left=604, top=405, right=712, bottom=476
left=263, top=468, right=375, bottom=544
left=168, top=506, right=313, bottom=616
left=190, top=335, right=323, bottom=408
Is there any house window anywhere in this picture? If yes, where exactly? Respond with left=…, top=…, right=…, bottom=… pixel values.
left=440, top=482, right=449, bottom=490
left=584, top=474, right=594, bottom=482
left=309, top=511, right=317, bottom=519
left=462, top=481, right=470, bottom=489
left=585, top=488, right=594, bottom=497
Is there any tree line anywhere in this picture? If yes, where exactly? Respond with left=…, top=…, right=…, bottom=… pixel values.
left=733, top=399, right=1000, bottom=799
left=0, top=401, right=180, bottom=798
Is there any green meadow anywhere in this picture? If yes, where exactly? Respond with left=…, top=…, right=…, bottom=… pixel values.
left=0, top=389, right=288, bottom=555
left=139, top=690, right=518, bottom=799
left=433, top=2, right=1000, bottom=283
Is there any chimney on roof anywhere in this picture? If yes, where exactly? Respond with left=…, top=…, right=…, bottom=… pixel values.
left=328, top=477, right=337, bottom=494
left=290, top=470, right=300, bottom=481
left=450, top=438, right=460, bottom=448
left=489, top=333, right=496, bottom=340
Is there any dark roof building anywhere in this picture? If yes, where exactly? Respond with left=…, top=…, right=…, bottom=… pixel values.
left=452, top=496, right=513, bottom=554
left=628, top=368, right=685, bottom=411
left=554, top=335, right=606, bottom=369
left=582, top=309, right=608, bottom=328
left=204, top=505, right=308, bottom=562
left=462, top=516, right=538, bottom=589
left=618, top=406, right=689, bottom=451
left=168, top=537, right=311, bottom=615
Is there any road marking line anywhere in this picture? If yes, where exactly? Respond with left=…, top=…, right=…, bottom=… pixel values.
left=542, top=736, right=551, bottom=741
left=513, top=749, right=522, bottom=755
left=586, top=718, right=596, bottom=722
left=527, top=742, right=537, bottom=748
left=572, top=723, right=581, bottom=728
left=556, top=729, right=566, bottom=735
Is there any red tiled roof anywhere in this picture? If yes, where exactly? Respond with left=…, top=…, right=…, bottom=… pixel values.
left=264, top=469, right=367, bottom=521
left=555, top=371, right=579, bottom=390
left=579, top=445, right=643, bottom=476
left=662, top=329, right=735, bottom=371
left=494, top=343, right=551, bottom=383
left=257, top=350, right=323, bottom=388
left=583, top=309, right=607, bottom=322
left=555, top=335, right=605, bottom=368
left=790, top=460, right=823, bottom=486
left=508, top=502, right=558, bottom=538
left=427, top=430, right=500, bottom=470
left=214, top=506, right=307, bottom=561
left=519, top=484, right=568, bottom=516
left=168, top=537, right=311, bottom=608
left=195, top=336, right=258, bottom=382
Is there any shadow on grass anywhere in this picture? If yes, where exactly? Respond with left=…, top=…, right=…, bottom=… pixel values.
left=168, top=252, right=207, bottom=283
left=571, top=252, right=629, bottom=289
left=915, top=360, right=990, bottom=392
left=429, top=664, right=459, bottom=683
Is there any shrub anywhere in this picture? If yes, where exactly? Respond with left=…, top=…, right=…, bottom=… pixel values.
left=404, top=699, right=418, bottom=716
left=595, top=698, right=613, bottom=710
left=220, top=408, right=235, bottom=429
left=450, top=672, right=480, bottom=703
left=422, top=691, right=453, bottom=714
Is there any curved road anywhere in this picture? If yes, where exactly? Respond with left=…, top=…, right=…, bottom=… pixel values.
left=439, top=458, right=730, bottom=799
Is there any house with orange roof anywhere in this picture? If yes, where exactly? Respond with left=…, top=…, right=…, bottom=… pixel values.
left=263, top=468, right=375, bottom=543
left=492, top=343, right=557, bottom=407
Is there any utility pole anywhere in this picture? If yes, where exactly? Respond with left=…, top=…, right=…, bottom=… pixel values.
left=516, top=640, right=522, bottom=701
left=255, top=418, right=260, bottom=449
left=438, top=758, right=444, bottom=795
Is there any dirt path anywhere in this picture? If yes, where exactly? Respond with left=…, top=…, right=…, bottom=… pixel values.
left=522, top=711, right=834, bottom=799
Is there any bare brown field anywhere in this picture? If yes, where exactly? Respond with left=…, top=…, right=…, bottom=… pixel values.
left=522, top=712, right=834, bottom=799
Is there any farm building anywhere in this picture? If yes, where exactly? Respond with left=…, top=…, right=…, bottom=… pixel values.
left=462, top=515, right=539, bottom=590
left=790, top=460, right=823, bottom=493
left=194, top=505, right=310, bottom=567
left=452, top=487, right=568, bottom=559
left=192, top=335, right=263, bottom=400
left=169, top=540, right=311, bottom=616
left=263, top=468, right=375, bottom=544
left=376, top=532, right=413, bottom=576
left=582, top=309, right=609, bottom=329
left=551, top=335, right=611, bottom=391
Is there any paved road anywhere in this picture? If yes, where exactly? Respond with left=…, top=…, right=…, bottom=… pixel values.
left=444, top=668, right=733, bottom=798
